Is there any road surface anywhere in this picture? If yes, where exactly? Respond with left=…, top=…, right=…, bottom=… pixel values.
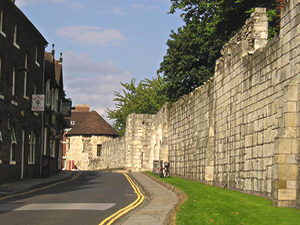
left=0, top=171, right=137, bottom=225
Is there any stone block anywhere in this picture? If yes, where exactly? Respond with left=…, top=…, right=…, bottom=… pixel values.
left=279, top=127, right=297, bottom=138
left=285, top=85, right=298, bottom=101
left=205, top=166, right=214, bottom=181
left=275, top=155, right=287, bottom=164
left=245, top=135, right=253, bottom=147
left=286, top=155, right=296, bottom=164
left=291, top=139, right=298, bottom=154
left=284, top=113, right=297, bottom=127
left=287, top=180, right=297, bottom=189
left=278, top=189, right=297, bottom=200
left=278, top=164, right=298, bottom=180
left=275, top=138, right=292, bottom=154
left=284, top=102, right=297, bottom=112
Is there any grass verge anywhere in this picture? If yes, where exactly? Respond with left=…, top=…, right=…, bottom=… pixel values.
left=148, top=173, right=300, bottom=225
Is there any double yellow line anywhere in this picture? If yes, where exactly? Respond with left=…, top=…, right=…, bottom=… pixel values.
left=99, top=172, right=144, bottom=225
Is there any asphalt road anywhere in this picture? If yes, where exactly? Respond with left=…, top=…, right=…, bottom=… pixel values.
left=0, top=171, right=137, bottom=225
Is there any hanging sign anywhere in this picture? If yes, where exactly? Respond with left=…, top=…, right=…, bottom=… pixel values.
left=61, top=99, right=72, bottom=117
left=32, top=94, right=45, bottom=111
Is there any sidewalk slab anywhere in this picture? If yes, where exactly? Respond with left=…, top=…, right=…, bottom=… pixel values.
left=0, top=171, right=78, bottom=199
left=120, top=172, right=178, bottom=225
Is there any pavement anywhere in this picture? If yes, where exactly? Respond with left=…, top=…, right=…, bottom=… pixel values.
left=0, top=171, right=79, bottom=199
left=0, top=171, right=179, bottom=225
left=119, top=172, right=178, bottom=225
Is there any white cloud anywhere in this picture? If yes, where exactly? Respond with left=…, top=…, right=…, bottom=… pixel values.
left=56, top=26, right=126, bottom=46
left=132, top=4, right=145, bottom=9
left=131, top=4, right=160, bottom=11
left=99, top=6, right=127, bottom=16
left=111, top=6, right=126, bottom=16
left=16, top=0, right=76, bottom=8
left=70, top=2, right=82, bottom=9
left=62, top=51, right=132, bottom=120
left=63, top=51, right=119, bottom=74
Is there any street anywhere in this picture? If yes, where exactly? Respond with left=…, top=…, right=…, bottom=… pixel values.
left=0, top=171, right=137, bottom=225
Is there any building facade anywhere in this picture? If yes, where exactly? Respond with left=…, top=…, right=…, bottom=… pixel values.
left=0, top=0, right=69, bottom=183
left=0, top=0, right=47, bottom=183
left=42, top=46, right=68, bottom=177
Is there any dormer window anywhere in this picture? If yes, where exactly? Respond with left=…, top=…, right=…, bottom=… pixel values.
left=35, top=46, right=40, bottom=67
left=13, top=24, right=19, bottom=49
left=0, top=10, right=5, bottom=37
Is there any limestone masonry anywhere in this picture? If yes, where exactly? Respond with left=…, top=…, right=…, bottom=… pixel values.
left=101, top=0, right=300, bottom=207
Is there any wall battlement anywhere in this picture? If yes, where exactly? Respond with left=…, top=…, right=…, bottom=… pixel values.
left=101, top=1, right=300, bottom=207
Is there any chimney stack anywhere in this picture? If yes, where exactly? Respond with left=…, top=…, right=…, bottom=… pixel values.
left=60, top=52, right=63, bottom=63
left=73, top=104, right=90, bottom=112
left=51, top=44, right=55, bottom=56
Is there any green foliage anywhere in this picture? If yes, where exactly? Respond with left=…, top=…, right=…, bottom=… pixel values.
left=149, top=173, right=300, bottom=225
left=160, top=0, right=279, bottom=102
left=106, top=75, right=168, bottom=136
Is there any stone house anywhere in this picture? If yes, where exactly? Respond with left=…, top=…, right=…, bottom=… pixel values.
left=0, top=0, right=47, bottom=183
left=65, top=105, right=118, bottom=170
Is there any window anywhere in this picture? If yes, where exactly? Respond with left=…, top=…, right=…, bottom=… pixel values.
left=55, top=89, right=59, bottom=112
left=97, top=144, right=102, bottom=157
left=35, top=46, right=40, bottom=66
left=0, top=130, right=2, bottom=164
left=43, top=127, right=47, bottom=155
left=70, top=121, right=75, bottom=125
left=28, top=131, right=36, bottom=164
left=10, top=125, right=17, bottom=164
left=13, top=25, right=19, bottom=49
left=23, top=54, right=28, bottom=98
left=12, top=67, right=15, bottom=96
left=34, top=82, right=37, bottom=94
left=0, top=57, right=2, bottom=95
left=45, top=80, right=51, bottom=106
left=0, top=10, right=5, bottom=37
left=51, top=88, right=55, bottom=110
left=50, top=139, right=55, bottom=158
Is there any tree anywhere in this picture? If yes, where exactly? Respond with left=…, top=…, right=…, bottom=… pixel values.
left=106, top=75, right=168, bottom=136
left=159, top=0, right=279, bottom=102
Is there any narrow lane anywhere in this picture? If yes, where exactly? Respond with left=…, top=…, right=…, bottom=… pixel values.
left=0, top=171, right=137, bottom=225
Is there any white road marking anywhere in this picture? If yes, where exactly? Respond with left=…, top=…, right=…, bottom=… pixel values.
left=0, top=203, right=115, bottom=211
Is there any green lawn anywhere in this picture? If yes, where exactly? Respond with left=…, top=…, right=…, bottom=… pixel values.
left=148, top=174, right=300, bottom=225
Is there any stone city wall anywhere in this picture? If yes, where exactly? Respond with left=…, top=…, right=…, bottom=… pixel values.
left=100, top=1, right=300, bottom=207
left=101, top=136, right=126, bottom=169
left=168, top=2, right=300, bottom=207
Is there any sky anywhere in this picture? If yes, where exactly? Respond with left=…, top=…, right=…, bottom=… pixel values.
left=15, top=0, right=183, bottom=122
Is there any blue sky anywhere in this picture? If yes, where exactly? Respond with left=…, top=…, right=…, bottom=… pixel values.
left=16, top=0, right=183, bottom=121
